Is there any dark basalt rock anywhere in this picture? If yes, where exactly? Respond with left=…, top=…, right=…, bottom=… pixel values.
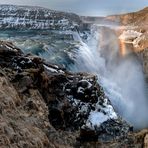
left=79, top=128, right=98, bottom=142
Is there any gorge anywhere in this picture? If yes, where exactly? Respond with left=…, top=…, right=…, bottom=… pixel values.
left=0, top=4, right=148, bottom=147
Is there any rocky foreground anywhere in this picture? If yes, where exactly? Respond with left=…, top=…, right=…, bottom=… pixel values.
left=0, top=40, right=148, bottom=148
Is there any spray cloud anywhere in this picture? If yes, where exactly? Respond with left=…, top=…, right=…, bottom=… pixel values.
left=74, top=25, right=148, bottom=129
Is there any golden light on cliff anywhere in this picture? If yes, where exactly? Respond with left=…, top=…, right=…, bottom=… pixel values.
left=119, top=39, right=127, bottom=56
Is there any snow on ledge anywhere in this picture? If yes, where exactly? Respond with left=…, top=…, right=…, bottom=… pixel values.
left=119, top=30, right=142, bottom=41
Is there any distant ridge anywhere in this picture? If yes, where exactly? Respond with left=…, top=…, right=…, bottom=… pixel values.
left=0, top=4, right=82, bottom=30
left=106, top=7, right=148, bottom=26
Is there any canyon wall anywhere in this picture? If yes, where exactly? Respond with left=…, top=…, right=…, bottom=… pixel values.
left=0, top=5, right=83, bottom=30
left=109, top=7, right=148, bottom=80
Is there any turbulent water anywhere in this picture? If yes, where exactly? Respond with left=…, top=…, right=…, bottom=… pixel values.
left=1, top=26, right=148, bottom=129
left=0, top=30, right=78, bottom=68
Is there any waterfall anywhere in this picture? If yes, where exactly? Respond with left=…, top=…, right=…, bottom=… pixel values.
left=73, top=25, right=148, bottom=130
left=0, top=28, right=147, bottom=130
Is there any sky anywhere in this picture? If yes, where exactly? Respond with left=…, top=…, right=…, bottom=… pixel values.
left=0, top=0, right=148, bottom=16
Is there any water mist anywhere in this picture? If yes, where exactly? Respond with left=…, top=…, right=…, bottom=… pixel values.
left=74, top=25, right=148, bottom=130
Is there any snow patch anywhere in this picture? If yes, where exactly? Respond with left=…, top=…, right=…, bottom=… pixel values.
left=87, top=111, right=109, bottom=127
left=119, top=30, right=142, bottom=41
left=43, top=65, right=58, bottom=73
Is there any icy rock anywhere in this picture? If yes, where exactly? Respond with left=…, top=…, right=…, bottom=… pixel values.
left=119, top=30, right=142, bottom=42
left=48, top=74, right=132, bottom=142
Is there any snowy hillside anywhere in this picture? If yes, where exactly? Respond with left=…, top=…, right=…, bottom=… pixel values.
left=0, top=5, right=82, bottom=30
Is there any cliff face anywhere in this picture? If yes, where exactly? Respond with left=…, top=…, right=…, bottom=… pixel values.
left=139, top=47, right=148, bottom=81
left=118, top=32, right=148, bottom=80
left=0, top=5, right=82, bottom=30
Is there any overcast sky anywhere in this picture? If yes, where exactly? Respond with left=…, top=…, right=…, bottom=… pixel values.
left=0, top=0, right=147, bottom=16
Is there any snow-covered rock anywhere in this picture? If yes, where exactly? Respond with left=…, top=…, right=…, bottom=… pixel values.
left=0, top=4, right=82, bottom=30
left=119, top=30, right=142, bottom=42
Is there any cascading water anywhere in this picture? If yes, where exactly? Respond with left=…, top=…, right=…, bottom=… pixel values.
left=73, top=25, right=148, bottom=130
left=0, top=27, right=147, bottom=130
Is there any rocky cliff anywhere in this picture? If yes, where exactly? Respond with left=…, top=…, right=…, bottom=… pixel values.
left=0, top=5, right=83, bottom=30
left=1, top=40, right=148, bottom=147
left=106, top=7, right=148, bottom=26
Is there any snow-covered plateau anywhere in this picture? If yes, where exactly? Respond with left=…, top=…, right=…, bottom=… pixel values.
left=0, top=5, right=82, bottom=30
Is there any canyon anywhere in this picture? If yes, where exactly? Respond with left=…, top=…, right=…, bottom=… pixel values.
left=0, top=4, right=148, bottom=148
